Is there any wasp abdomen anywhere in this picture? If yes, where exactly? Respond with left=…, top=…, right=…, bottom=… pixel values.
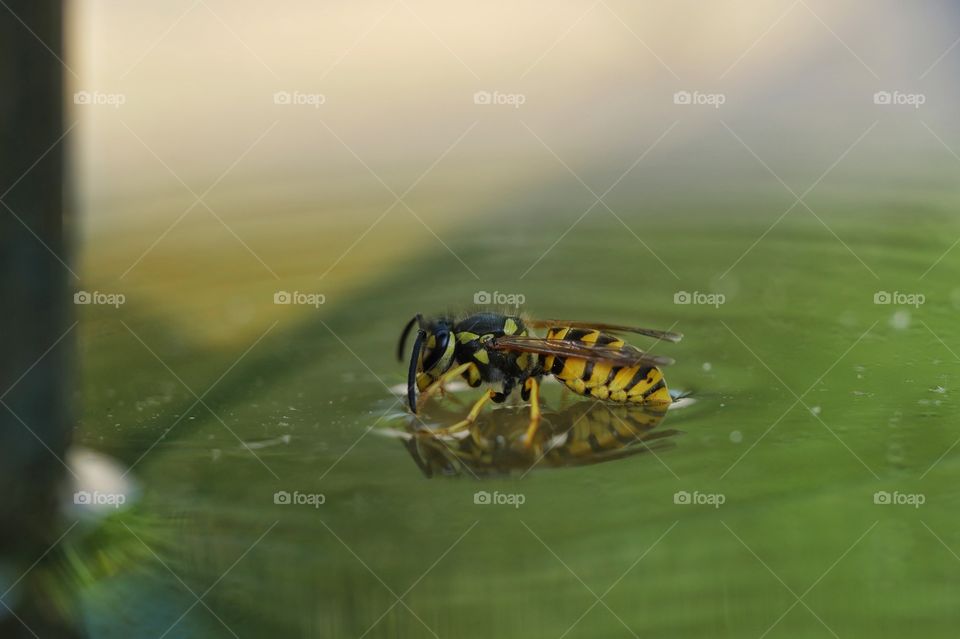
left=541, top=327, right=671, bottom=404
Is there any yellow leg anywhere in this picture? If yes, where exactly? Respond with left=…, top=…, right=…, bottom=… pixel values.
left=522, top=377, right=542, bottom=448
left=417, top=362, right=474, bottom=410
left=440, top=390, right=496, bottom=433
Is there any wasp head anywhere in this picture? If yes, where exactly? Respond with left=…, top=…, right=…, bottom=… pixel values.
left=397, top=314, right=456, bottom=413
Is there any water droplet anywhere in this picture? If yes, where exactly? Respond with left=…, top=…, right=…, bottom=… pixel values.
left=702, top=362, right=712, bottom=372
left=890, top=310, right=910, bottom=330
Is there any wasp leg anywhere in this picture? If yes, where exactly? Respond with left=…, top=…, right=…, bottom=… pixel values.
left=417, top=362, right=476, bottom=410
left=521, top=377, right=542, bottom=448
left=438, top=390, right=497, bottom=434
left=491, top=377, right=516, bottom=404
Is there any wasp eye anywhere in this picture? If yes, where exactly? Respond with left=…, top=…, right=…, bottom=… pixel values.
left=421, top=330, right=451, bottom=371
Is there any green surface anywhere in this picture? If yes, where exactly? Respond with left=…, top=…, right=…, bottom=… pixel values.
left=75, top=189, right=960, bottom=638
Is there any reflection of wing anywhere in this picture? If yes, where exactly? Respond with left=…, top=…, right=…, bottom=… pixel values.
left=525, top=319, right=683, bottom=343
left=489, top=335, right=674, bottom=367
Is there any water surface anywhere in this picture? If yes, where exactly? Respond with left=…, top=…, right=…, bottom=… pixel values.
left=74, top=195, right=960, bottom=638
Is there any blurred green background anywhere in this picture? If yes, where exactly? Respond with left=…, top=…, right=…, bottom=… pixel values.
left=63, top=1, right=960, bottom=637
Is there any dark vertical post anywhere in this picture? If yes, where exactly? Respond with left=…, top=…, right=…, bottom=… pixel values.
left=0, top=1, right=79, bottom=636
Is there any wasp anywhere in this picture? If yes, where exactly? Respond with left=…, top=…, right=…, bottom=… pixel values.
left=397, top=312, right=681, bottom=446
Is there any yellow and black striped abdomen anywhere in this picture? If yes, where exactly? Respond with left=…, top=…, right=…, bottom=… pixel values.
left=541, top=328, right=672, bottom=405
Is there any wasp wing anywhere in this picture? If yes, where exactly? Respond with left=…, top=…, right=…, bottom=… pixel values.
left=524, top=319, right=683, bottom=343
left=489, top=335, right=674, bottom=367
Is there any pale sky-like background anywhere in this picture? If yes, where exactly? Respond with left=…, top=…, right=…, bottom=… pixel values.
left=68, top=0, right=960, bottom=227
left=65, top=1, right=960, bottom=343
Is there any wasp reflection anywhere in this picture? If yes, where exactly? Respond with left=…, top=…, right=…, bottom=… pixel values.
left=389, top=398, right=682, bottom=478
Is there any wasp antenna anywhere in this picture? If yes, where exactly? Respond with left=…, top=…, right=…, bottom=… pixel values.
left=397, top=314, right=422, bottom=361
left=407, top=330, right=426, bottom=413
